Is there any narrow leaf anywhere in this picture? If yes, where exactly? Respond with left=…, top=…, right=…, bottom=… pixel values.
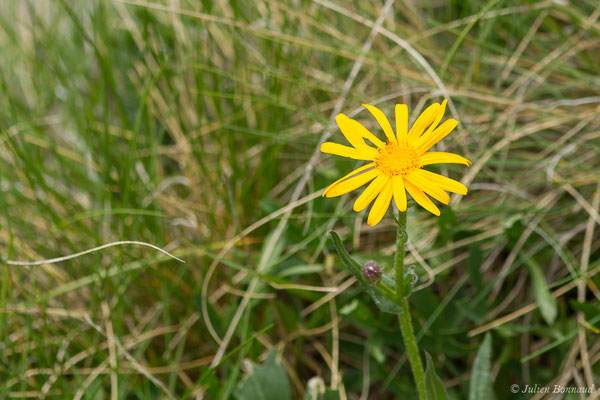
left=328, top=231, right=401, bottom=313
left=258, top=229, right=286, bottom=273
left=424, top=352, right=449, bottom=400
left=521, top=254, right=557, bottom=325
left=323, top=390, right=341, bottom=400
left=467, top=245, right=482, bottom=291
left=327, top=231, right=364, bottom=282
left=468, top=333, right=495, bottom=400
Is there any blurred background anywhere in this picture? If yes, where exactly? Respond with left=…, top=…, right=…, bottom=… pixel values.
left=1, top=0, right=600, bottom=398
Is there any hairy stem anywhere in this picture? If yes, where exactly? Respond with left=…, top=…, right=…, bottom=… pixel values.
left=394, top=210, right=407, bottom=299
left=394, top=210, right=426, bottom=400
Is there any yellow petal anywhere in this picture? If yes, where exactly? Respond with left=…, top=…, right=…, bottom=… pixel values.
left=395, top=104, right=408, bottom=146
left=336, top=114, right=385, bottom=148
left=392, top=175, right=407, bottom=212
left=323, top=162, right=376, bottom=197
left=418, top=152, right=471, bottom=166
left=324, top=167, right=379, bottom=197
left=321, top=142, right=378, bottom=160
left=335, top=114, right=378, bottom=151
left=367, top=178, right=393, bottom=226
left=407, top=103, right=440, bottom=146
left=405, top=172, right=449, bottom=205
left=404, top=179, right=440, bottom=216
left=363, top=104, right=397, bottom=145
left=415, top=119, right=458, bottom=154
left=415, top=169, right=468, bottom=195
left=419, top=99, right=447, bottom=142
left=353, top=174, right=389, bottom=212
left=335, top=114, right=367, bottom=149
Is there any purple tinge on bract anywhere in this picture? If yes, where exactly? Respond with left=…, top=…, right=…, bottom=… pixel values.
left=362, top=261, right=382, bottom=284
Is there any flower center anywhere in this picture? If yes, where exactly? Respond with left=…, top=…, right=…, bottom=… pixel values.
left=374, top=143, right=420, bottom=176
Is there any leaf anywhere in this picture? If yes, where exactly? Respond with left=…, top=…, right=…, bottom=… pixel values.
left=569, top=301, right=600, bottom=332
left=467, top=245, right=482, bottom=291
left=468, top=333, right=495, bottom=400
left=370, top=275, right=403, bottom=314
left=83, top=376, right=106, bottom=400
left=258, top=230, right=286, bottom=274
left=437, top=206, right=456, bottom=244
left=521, top=254, right=557, bottom=325
left=279, top=264, right=324, bottom=277
left=367, top=334, right=386, bottom=364
left=502, top=214, right=523, bottom=248
left=424, top=352, right=449, bottom=400
left=327, top=231, right=401, bottom=314
left=203, top=373, right=220, bottom=399
left=456, top=296, right=486, bottom=324
left=323, top=390, right=341, bottom=400
left=234, top=350, right=292, bottom=400
left=327, top=231, right=365, bottom=281
left=339, top=299, right=359, bottom=316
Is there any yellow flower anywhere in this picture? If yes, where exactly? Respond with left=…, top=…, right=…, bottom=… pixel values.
left=321, top=100, right=470, bottom=226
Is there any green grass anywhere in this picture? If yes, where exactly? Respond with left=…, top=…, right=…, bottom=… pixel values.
left=1, top=0, right=600, bottom=398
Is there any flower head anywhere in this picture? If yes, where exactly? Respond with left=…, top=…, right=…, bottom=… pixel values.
left=321, top=100, right=470, bottom=226
left=362, top=261, right=382, bottom=284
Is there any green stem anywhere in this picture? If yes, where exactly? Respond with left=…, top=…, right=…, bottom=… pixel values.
left=398, top=297, right=427, bottom=399
left=394, top=210, right=407, bottom=299
left=394, top=210, right=427, bottom=400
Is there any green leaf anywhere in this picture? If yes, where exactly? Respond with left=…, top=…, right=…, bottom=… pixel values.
left=258, top=230, right=287, bottom=274
left=327, top=231, right=365, bottom=281
left=569, top=300, right=600, bottom=331
left=467, top=245, right=482, bottom=291
left=367, top=334, right=386, bottom=364
left=521, top=254, right=557, bottom=325
left=468, top=333, right=495, bottom=400
left=373, top=275, right=403, bottom=313
left=323, top=390, right=341, bottom=400
left=278, top=264, right=324, bottom=277
left=83, top=376, right=106, bottom=400
left=203, top=373, right=220, bottom=399
left=424, top=352, right=449, bottom=400
left=234, top=350, right=292, bottom=400
left=438, top=206, right=456, bottom=244
left=339, top=299, right=359, bottom=316
left=327, top=231, right=401, bottom=314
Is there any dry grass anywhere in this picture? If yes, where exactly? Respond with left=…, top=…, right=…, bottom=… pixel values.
left=1, top=0, right=600, bottom=398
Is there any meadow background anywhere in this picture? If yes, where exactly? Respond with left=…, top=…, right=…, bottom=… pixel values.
left=1, top=0, right=600, bottom=399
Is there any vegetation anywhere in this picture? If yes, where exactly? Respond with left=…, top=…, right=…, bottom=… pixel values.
left=1, top=0, right=599, bottom=398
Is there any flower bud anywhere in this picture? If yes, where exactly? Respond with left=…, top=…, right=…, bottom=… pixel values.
left=362, top=261, right=382, bottom=284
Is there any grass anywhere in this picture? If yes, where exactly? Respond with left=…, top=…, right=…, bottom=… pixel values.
left=1, top=0, right=600, bottom=398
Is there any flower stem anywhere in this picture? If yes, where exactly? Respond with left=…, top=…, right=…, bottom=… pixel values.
left=394, top=210, right=407, bottom=299
left=394, top=211, right=427, bottom=400
left=398, top=297, right=427, bottom=399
